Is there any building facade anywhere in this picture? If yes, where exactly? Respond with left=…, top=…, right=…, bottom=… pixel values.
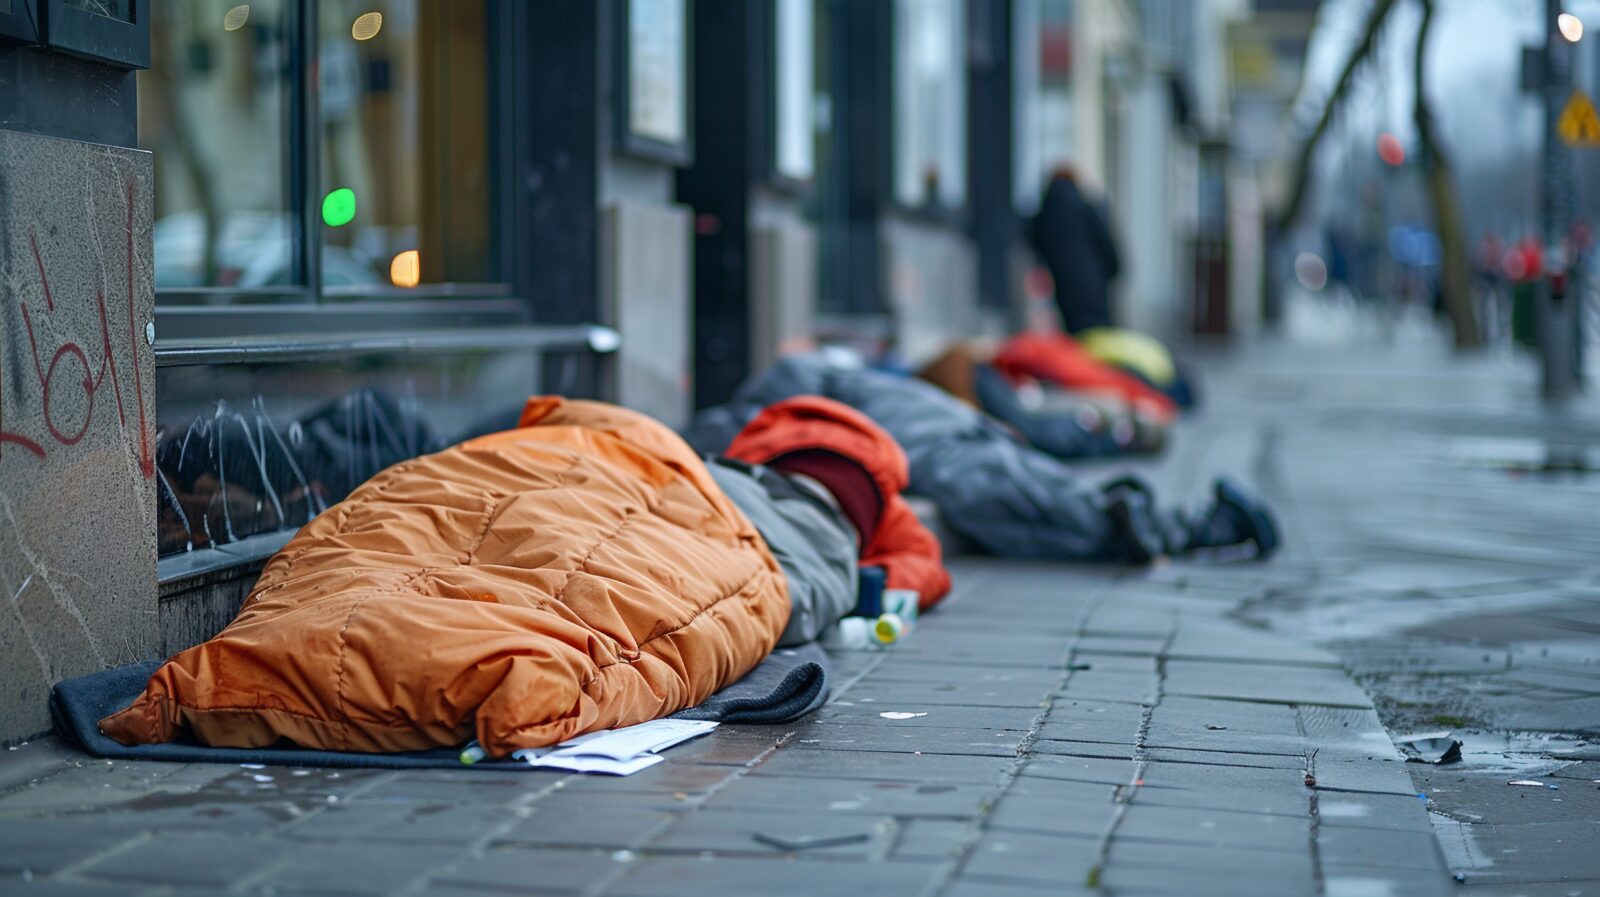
left=0, top=0, right=1268, bottom=745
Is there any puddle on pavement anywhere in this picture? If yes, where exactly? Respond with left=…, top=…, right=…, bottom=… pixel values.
left=1446, top=730, right=1589, bottom=777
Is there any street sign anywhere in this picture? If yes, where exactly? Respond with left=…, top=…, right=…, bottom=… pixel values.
left=1557, top=90, right=1600, bottom=147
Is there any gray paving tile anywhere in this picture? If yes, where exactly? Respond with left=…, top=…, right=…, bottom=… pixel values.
left=1164, top=660, right=1374, bottom=708
left=1017, top=754, right=1134, bottom=786
left=1151, top=695, right=1304, bottom=736
left=891, top=818, right=970, bottom=860
left=786, top=723, right=1024, bottom=757
left=1033, top=719, right=1139, bottom=746
left=1001, top=776, right=1120, bottom=807
left=76, top=833, right=283, bottom=887
left=1142, top=724, right=1307, bottom=756
left=959, top=830, right=1099, bottom=885
left=987, top=791, right=1116, bottom=839
left=543, top=759, right=739, bottom=797
left=427, top=847, right=625, bottom=895
left=842, top=678, right=1055, bottom=709
left=649, top=808, right=895, bottom=858
left=251, top=843, right=462, bottom=896
left=814, top=702, right=1044, bottom=731
left=1316, top=792, right=1437, bottom=833
left=1322, top=864, right=1454, bottom=897
left=698, top=774, right=991, bottom=817
left=1049, top=697, right=1149, bottom=725
left=1165, top=621, right=1343, bottom=668
left=601, top=856, right=937, bottom=897
left=1144, top=747, right=1306, bottom=770
left=1316, top=825, right=1451, bottom=872
left=1055, top=671, right=1161, bottom=702
left=1116, top=803, right=1309, bottom=852
left=1028, top=739, right=1135, bottom=760
left=1100, top=840, right=1316, bottom=896
left=282, top=799, right=513, bottom=844
left=942, top=876, right=1092, bottom=897
left=603, top=727, right=782, bottom=768
left=0, top=818, right=143, bottom=874
left=493, top=794, right=678, bottom=850
left=357, top=772, right=546, bottom=805
left=0, top=880, right=131, bottom=897
left=891, top=634, right=1070, bottom=668
left=750, top=748, right=1013, bottom=785
left=1132, top=763, right=1310, bottom=816
left=1073, top=635, right=1169, bottom=656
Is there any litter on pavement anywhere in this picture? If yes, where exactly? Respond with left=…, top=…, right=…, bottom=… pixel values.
left=460, top=719, right=719, bottom=775
left=1397, top=732, right=1463, bottom=765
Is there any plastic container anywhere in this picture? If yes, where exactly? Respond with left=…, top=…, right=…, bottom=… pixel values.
left=882, top=588, right=919, bottom=631
left=823, top=613, right=905, bottom=650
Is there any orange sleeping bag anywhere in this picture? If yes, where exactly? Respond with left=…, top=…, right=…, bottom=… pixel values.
left=102, top=397, right=789, bottom=759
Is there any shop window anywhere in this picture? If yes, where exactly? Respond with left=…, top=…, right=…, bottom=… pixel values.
left=139, top=0, right=293, bottom=290
left=893, top=0, right=966, bottom=210
left=134, top=1, right=610, bottom=571
left=1012, top=0, right=1074, bottom=213
left=137, top=0, right=498, bottom=298
left=773, top=0, right=815, bottom=183
left=318, top=0, right=491, bottom=291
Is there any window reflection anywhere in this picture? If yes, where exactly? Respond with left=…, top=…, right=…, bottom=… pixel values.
left=1014, top=0, right=1074, bottom=212
left=65, top=0, right=133, bottom=22
left=318, top=0, right=492, bottom=290
left=138, top=0, right=294, bottom=290
left=894, top=0, right=967, bottom=209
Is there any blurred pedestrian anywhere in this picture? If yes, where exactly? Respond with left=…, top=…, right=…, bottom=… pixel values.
left=1027, top=165, right=1198, bottom=409
left=1029, top=165, right=1119, bottom=334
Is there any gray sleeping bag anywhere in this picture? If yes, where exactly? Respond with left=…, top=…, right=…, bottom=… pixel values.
left=707, top=457, right=858, bottom=647
left=688, top=353, right=1122, bottom=562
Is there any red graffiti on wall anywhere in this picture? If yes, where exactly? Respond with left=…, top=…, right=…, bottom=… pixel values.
left=0, top=180, right=155, bottom=478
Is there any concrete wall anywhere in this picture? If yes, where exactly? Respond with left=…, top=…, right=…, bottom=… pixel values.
left=0, top=130, right=158, bottom=744
left=881, top=215, right=982, bottom=365
left=1118, top=69, right=1177, bottom=337
left=600, top=201, right=692, bottom=429
left=749, top=195, right=817, bottom=375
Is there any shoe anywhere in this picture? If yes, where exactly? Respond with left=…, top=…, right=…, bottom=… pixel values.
left=1105, top=486, right=1166, bottom=565
left=1208, top=477, right=1280, bottom=559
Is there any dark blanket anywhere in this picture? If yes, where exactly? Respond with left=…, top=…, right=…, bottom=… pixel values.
left=50, top=643, right=832, bottom=771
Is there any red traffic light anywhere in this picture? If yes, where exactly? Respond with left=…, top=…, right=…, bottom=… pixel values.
left=1377, top=132, right=1406, bottom=166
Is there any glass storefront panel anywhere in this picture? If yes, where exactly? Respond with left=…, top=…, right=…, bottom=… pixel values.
left=893, top=0, right=966, bottom=210
left=154, top=343, right=558, bottom=558
left=1013, top=0, right=1075, bottom=213
left=65, top=0, right=132, bottom=21
left=138, top=0, right=294, bottom=289
left=774, top=0, right=816, bottom=182
left=318, top=0, right=492, bottom=291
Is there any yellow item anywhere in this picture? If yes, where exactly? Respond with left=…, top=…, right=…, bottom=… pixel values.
left=1078, top=327, right=1177, bottom=388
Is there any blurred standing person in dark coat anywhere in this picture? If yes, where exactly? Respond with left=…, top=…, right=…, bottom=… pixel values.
left=1029, top=166, right=1120, bottom=334
left=1027, top=166, right=1198, bottom=409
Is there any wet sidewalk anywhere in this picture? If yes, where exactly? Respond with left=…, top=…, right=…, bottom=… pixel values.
left=0, top=555, right=1450, bottom=897
left=6, top=318, right=1594, bottom=896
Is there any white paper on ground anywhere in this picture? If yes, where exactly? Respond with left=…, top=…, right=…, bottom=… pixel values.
left=546, top=719, right=719, bottom=761
left=525, top=753, right=665, bottom=776
left=509, top=719, right=720, bottom=775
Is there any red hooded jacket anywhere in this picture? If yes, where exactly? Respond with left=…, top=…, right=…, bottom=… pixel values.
left=994, top=331, right=1178, bottom=422
left=725, top=396, right=952, bottom=610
